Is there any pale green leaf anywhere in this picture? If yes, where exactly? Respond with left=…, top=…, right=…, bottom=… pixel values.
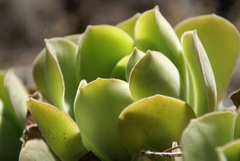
left=117, top=13, right=141, bottom=39
left=74, top=78, right=133, bottom=161
left=175, top=14, right=240, bottom=103
left=217, top=139, right=240, bottom=161
left=119, top=94, right=195, bottom=155
left=125, top=47, right=145, bottom=81
left=32, top=49, right=51, bottom=102
left=181, top=30, right=217, bottom=116
left=5, top=70, right=28, bottom=126
left=76, top=25, right=134, bottom=82
left=64, top=34, right=81, bottom=44
left=27, top=98, right=86, bottom=161
left=181, top=112, right=236, bottom=161
left=110, top=55, right=130, bottom=81
left=45, top=38, right=78, bottom=117
left=129, top=51, right=182, bottom=101
left=234, top=112, right=240, bottom=139
left=44, top=49, right=65, bottom=112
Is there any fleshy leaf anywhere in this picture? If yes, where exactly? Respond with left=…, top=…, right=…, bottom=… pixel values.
left=181, top=30, right=217, bottom=116
left=64, top=34, right=81, bottom=44
left=0, top=71, right=13, bottom=113
left=0, top=71, right=22, bottom=134
left=125, top=47, right=145, bottom=81
left=117, top=13, right=141, bottom=39
left=5, top=70, right=28, bottom=126
left=0, top=114, right=22, bottom=161
left=129, top=51, right=182, bottom=101
left=134, top=7, right=172, bottom=57
left=175, top=14, right=240, bottom=103
left=76, top=25, right=134, bottom=82
left=44, top=48, right=65, bottom=112
left=110, top=55, right=130, bottom=81
left=181, top=112, right=236, bottom=161
left=74, top=78, right=134, bottom=161
left=217, top=139, right=240, bottom=161
left=27, top=98, right=86, bottom=161
left=118, top=94, right=195, bottom=155
left=234, top=112, right=240, bottom=139
left=45, top=38, right=78, bottom=117
left=32, top=49, right=51, bottom=102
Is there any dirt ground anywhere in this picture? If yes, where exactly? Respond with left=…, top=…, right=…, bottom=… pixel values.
left=0, top=0, right=239, bottom=105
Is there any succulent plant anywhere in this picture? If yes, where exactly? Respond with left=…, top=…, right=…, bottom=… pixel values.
left=1, top=5, right=239, bottom=161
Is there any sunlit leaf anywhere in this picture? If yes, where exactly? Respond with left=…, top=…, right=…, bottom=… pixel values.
left=64, top=34, right=81, bottom=44
left=217, top=139, right=240, bottom=161
left=76, top=25, right=134, bottom=82
left=74, top=78, right=133, bottom=161
left=0, top=71, right=26, bottom=134
left=129, top=51, right=182, bottom=101
left=119, top=94, right=195, bottom=155
left=175, top=14, right=240, bottom=103
left=32, top=49, right=51, bottom=102
left=125, top=47, right=145, bottom=81
left=117, top=13, right=141, bottom=39
left=110, top=55, right=130, bottom=81
left=234, top=112, right=240, bottom=139
left=181, top=31, right=217, bottom=116
left=5, top=70, right=28, bottom=126
left=181, top=112, right=236, bottom=161
left=44, top=49, right=65, bottom=112
left=27, top=98, right=86, bottom=161
left=45, top=38, right=78, bottom=117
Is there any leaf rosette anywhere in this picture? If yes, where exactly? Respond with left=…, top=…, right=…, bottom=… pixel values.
left=21, top=5, right=240, bottom=161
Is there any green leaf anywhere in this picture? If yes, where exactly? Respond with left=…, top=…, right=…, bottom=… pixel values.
left=0, top=114, right=22, bottom=161
left=125, top=47, right=145, bottom=81
left=234, top=112, right=240, bottom=139
left=175, top=14, right=240, bottom=103
left=76, top=25, right=134, bottom=82
left=217, top=139, right=240, bottom=161
left=27, top=98, right=86, bottom=161
left=32, top=49, right=51, bottom=102
left=19, top=139, right=60, bottom=161
left=44, top=48, right=65, bottom=112
left=45, top=38, right=78, bottom=117
left=74, top=78, right=134, bottom=161
left=5, top=70, right=28, bottom=126
left=129, top=51, right=182, bottom=101
left=0, top=71, right=26, bottom=134
left=181, top=112, right=236, bottom=161
left=64, top=34, right=81, bottom=44
left=134, top=7, right=171, bottom=56
left=0, top=71, right=12, bottom=113
left=181, top=31, right=217, bottom=116
left=118, top=94, right=195, bottom=154
left=0, top=72, right=22, bottom=133
left=117, top=13, right=141, bottom=39
left=110, top=55, right=130, bottom=81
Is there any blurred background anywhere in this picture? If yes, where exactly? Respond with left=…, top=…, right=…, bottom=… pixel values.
left=0, top=0, right=239, bottom=101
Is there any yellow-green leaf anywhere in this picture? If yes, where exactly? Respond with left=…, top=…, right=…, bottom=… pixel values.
left=175, top=14, right=240, bottom=103
left=76, top=25, right=134, bottom=82
left=119, top=94, right=195, bottom=154
left=27, top=98, right=86, bottom=161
